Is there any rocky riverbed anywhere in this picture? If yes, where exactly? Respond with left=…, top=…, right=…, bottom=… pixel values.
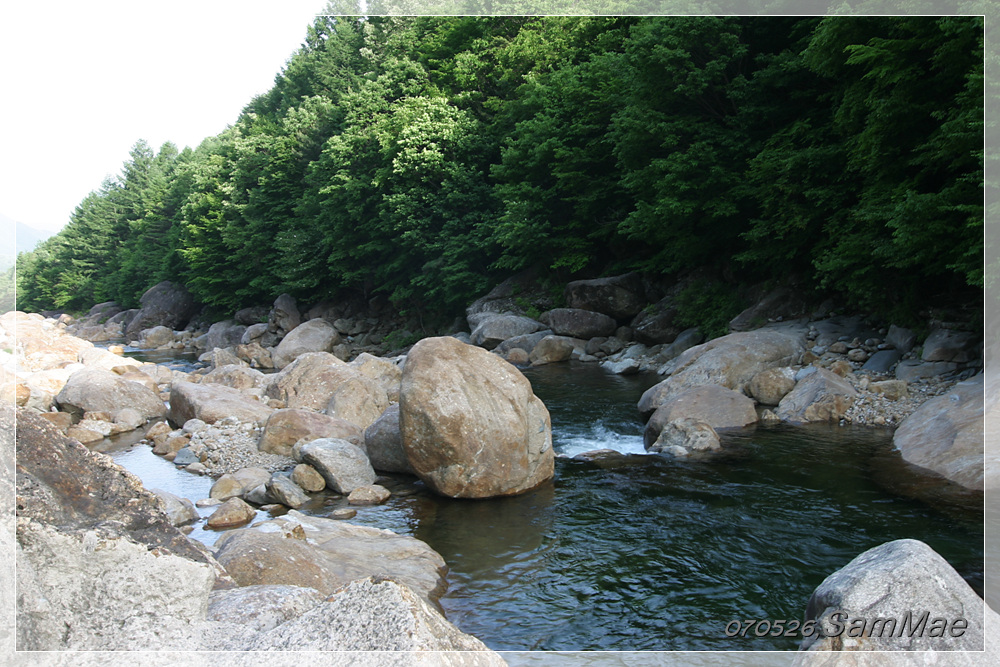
left=5, top=271, right=997, bottom=660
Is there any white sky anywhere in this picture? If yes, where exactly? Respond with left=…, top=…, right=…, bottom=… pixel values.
left=0, top=0, right=331, bottom=234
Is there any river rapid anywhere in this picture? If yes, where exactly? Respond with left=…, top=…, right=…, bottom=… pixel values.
left=107, top=351, right=984, bottom=652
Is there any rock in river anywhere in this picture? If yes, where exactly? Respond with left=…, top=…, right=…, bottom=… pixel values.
left=399, top=336, right=554, bottom=499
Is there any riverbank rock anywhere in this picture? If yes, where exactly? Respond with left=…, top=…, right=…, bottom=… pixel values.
left=565, top=272, right=645, bottom=320
left=201, top=364, right=267, bottom=391
left=206, top=497, right=257, bottom=528
left=213, top=510, right=448, bottom=604
left=639, top=327, right=806, bottom=416
left=542, top=307, right=617, bottom=339
left=123, top=281, right=199, bottom=342
left=325, top=372, right=390, bottom=430
left=775, top=367, right=857, bottom=424
left=364, top=404, right=414, bottom=474
left=137, top=325, right=175, bottom=349
left=892, top=375, right=984, bottom=491
left=643, top=384, right=757, bottom=448
left=921, top=327, right=979, bottom=363
left=15, top=409, right=228, bottom=650
left=268, top=293, right=301, bottom=335
left=749, top=367, right=797, bottom=406
left=470, top=313, right=545, bottom=350
left=149, top=488, right=200, bottom=526
left=264, top=351, right=354, bottom=410
left=400, top=336, right=554, bottom=498
left=169, top=380, right=273, bottom=426
left=225, top=576, right=504, bottom=658
left=55, top=368, right=167, bottom=425
left=258, top=408, right=363, bottom=458
left=271, top=318, right=341, bottom=369
left=349, top=352, right=404, bottom=403
left=799, top=539, right=996, bottom=653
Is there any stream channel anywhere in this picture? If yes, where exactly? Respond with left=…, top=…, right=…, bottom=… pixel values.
left=102, top=347, right=984, bottom=652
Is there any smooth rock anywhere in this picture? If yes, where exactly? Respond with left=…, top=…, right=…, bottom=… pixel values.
left=206, top=497, right=257, bottom=529
left=348, top=484, right=391, bottom=505
left=470, top=314, right=545, bottom=350
left=921, top=327, right=978, bottom=363
left=257, top=408, right=363, bottom=458
left=862, top=349, right=902, bottom=373
left=648, top=418, right=721, bottom=456
left=56, top=368, right=166, bottom=423
left=893, top=375, right=984, bottom=490
left=291, top=463, right=326, bottom=492
left=400, top=336, right=554, bottom=499
left=298, top=438, right=376, bottom=494
left=564, top=273, right=645, bottom=320
left=266, top=473, right=311, bottom=509
left=542, top=307, right=617, bottom=339
left=775, top=367, right=857, bottom=424
left=271, top=318, right=341, bottom=369
left=168, top=381, right=272, bottom=426
left=800, top=539, right=995, bottom=652
left=149, top=488, right=200, bottom=526
left=528, top=334, right=578, bottom=366
left=363, top=404, right=414, bottom=474
left=748, top=367, right=797, bottom=406
left=643, top=384, right=757, bottom=448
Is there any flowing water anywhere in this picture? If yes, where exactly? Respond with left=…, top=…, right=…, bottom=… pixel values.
left=108, top=355, right=984, bottom=652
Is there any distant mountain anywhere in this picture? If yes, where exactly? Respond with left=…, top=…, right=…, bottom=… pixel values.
left=0, top=212, right=56, bottom=270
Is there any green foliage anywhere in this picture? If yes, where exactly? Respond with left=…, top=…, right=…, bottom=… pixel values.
left=14, top=16, right=982, bottom=325
left=673, top=281, right=744, bottom=340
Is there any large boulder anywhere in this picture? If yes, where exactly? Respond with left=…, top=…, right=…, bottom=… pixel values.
left=470, top=314, right=545, bottom=350
left=892, top=375, right=984, bottom=491
left=729, top=285, right=807, bottom=332
left=271, top=318, right=341, bottom=369
left=15, top=410, right=225, bottom=650
left=207, top=584, right=325, bottom=633
left=268, top=293, right=301, bottom=335
left=749, top=367, right=797, bottom=406
left=169, top=381, right=273, bottom=426
left=324, top=373, right=390, bottom=430
left=775, top=367, right=857, bottom=424
left=226, top=576, right=504, bottom=657
left=800, top=539, right=996, bottom=653
left=494, top=330, right=553, bottom=358
left=257, top=408, right=363, bottom=458
left=348, top=352, right=404, bottom=403
left=201, top=364, right=267, bottom=391
left=528, top=334, right=581, bottom=366
left=204, top=319, right=247, bottom=352
left=630, top=305, right=682, bottom=345
left=264, top=351, right=355, bottom=411
left=399, top=336, right=554, bottom=498
left=124, top=281, right=199, bottom=342
left=565, top=273, right=645, bottom=320
left=542, top=307, right=617, bottom=339
left=213, top=510, right=447, bottom=604
left=136, top=325, right=175, bottom=349
left=55, top=368, right=166, bottom=424
left=364, top=404, right=414, bottom=474
left=643, top=384, right=757, bottom=448
left=648, top=418, right=721, bottom=457
left=638, top=327, right=806, bottom=416
left=921, top=327, right=979, bottom=363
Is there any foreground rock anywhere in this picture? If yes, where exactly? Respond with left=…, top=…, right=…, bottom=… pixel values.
left=775, top=367, right=858, bottom=424
left=225, top=576, right=505, bottom=658
left=213, top=510, right=447, bottom=604
left=400, top=336, right=554, bottom=498
left=639, top=327, right=806, bottom=415
left=799, top=539, right=996, bottom=653
left=15, top=410, right=227, bottom=650
left=892, top=375, right=984, bottom=491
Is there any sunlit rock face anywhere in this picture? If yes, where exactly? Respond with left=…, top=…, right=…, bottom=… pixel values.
left=399, top=336, right=554, bottom=499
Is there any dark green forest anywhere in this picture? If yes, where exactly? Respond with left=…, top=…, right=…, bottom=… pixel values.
left=16, top=14, right=984, bottom=325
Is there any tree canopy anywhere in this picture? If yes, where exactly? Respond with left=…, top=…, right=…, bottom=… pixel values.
left=17, top=14, right=984, bottom=325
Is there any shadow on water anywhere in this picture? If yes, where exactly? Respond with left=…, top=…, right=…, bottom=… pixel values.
left=107, top=359, right=984, bottom=652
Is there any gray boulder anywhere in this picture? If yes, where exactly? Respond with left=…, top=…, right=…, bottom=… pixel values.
left=639, top=327, right=806, bottom=416
left=886, top=324, right=917, bottom=353
left=800, top=539, right=996, bottom=653
left=124, top=281, right=199, bottom=342
left=268, top=293, right=301, bottom=335
left=644, top=384, right=757, bottom=448
left=213, top=510, right=447, bottom=605
left=648, top=418, right=721, bottom=457
left=168, top=381, right=273, bottom=426
left=564, top=273, right=645, bottom=320
left=528, top=334, right=580, bottom=366
left=921, top=327, right=979, bottom=363
left=862, top=349, right=903, bottom=373
left=630, top=305, right=682, bottom=345
left=137, top=325, right=175, bottom=349
left=364, top=404, right=414, bottom=474
left=266, top=473, right=311, bottom=509
left=470, top=314, right=545, bottom=350
left=542, top=307, right=617, bottom=339
left=271, top=318, right=341, bottom=369
left=56, top=368, right=166, bottom=424
left=233, top=305, right=270, bottom=326
left=204, top=319, right=247, bottom=351
left=893, top=375, right=984, bottom=491
left=149, top=488, right=200, bottom=526
left=775, top=367, right=857, bottom=424
left=298, top=438, right=376, bottom=494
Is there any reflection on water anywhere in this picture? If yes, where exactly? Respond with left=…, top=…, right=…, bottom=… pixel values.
left=110, top=359, right=984, bottom=651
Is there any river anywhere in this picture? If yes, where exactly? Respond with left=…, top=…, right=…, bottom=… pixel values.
left=106, top=351, right=984, bottom=652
